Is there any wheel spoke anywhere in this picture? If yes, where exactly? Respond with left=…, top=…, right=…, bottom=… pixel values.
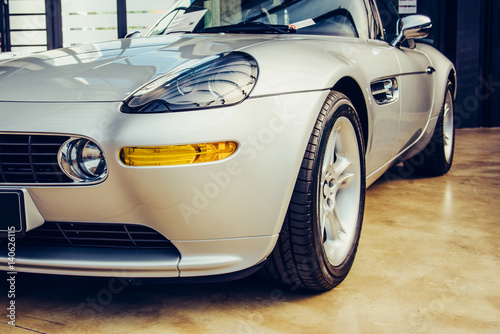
left=330, top=127, right=340, bottom=167
left=332, top=155, right=352, bottom=180
left=333, top=204, right=346, bottom=237
left=336, top=171, right=354, bottom=188
left=322, top=143, right=333, bottom=175
left=323, top=128, right=339, bottom=174
left=326, top=208, right=337, bottom=240
left=444, top=104, right=450, bottom=118
left=321, top=202, right=331, bottom=240
left=444, top=132, right=451, bottom=146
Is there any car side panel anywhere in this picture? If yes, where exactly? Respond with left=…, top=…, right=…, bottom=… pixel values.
left=396, top=42, right=456, bottom=162
left=393, top=46, right=435, bottom=153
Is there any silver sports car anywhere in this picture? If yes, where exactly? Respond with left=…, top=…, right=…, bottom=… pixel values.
left=0, top=0, right=455, bottom=291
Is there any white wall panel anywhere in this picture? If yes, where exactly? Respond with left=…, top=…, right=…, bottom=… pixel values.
left=10, top=30, right=47, bottom=45
left=9, top=0, right=45, bottom=14
left=11, top=46, right=47, bottom=52
left=61, top=0, right=117, bottom=47
left=126, top=0, right=175, bottom=35
left=8, top=0, right=47, bottom=52
left=9, top=15, right=46, bottom=30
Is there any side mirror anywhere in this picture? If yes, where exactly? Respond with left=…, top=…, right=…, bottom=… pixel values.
left=125, top=31, right=142, bottom=39
left=391, top=15, right=432, bottom=48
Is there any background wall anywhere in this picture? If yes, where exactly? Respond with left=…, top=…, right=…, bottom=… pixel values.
left=451, top=0, right=499, bottom=128
left=0, top=0, right=173, bottom=52
left=0, top=0, right=498, bottom=128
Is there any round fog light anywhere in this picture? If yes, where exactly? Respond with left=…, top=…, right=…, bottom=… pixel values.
left=58, top=138, right=108, bottom=182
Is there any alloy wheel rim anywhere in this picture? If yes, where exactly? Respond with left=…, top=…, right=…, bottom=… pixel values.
left=443, top=90, right=454, bottom=164
left=319, top=116, right=361, bottom=266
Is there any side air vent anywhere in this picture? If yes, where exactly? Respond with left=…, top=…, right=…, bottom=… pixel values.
left=371, top=78, right=399, bottom=105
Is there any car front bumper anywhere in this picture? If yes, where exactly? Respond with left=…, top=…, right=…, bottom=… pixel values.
left=0, top=90, right=329, bottom=278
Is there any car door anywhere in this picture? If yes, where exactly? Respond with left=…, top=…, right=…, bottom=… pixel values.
left=358, top=39, right=402, bottom=175
left=372, top=0, right=434, bottom=153
left=351, top=0, right=401, bottom=175
left=393, top=47, right=434, bottom=151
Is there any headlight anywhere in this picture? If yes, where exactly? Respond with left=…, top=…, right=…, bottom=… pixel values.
left=58, top=139, right=108, bottom=182
left=121, top=52, right=258, bottom=113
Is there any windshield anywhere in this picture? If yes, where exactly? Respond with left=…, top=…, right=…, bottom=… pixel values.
left=147, top=0, right=362, bottom=37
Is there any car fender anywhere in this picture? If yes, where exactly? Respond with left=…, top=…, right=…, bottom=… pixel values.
left=242, top=37, right=372, bottom=99
left=416, top=43, right=457, bottom=119
left=242, top=36, right=373, bottom=153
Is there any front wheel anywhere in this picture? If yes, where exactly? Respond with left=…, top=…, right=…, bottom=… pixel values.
left=262, top=91, right=366, bottom=291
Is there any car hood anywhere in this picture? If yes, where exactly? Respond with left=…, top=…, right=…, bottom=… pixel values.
left=0, top=35, right=273, bottom=103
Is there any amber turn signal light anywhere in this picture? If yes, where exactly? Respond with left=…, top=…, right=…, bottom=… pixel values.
left=120, top=141, right=238, bottom=166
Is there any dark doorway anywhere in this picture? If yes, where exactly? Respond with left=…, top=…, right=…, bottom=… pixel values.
left=481, top=0, right=500, bottom=127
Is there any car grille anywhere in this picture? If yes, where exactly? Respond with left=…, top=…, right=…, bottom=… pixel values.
left=18, top=222, right=176, bottom=249
left=0, top=134, right=72, bottom=183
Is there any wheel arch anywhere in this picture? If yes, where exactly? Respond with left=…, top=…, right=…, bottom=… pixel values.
left=397, top=63, right=457, bottom=163
left=332, top=77, right=369, bottom=152
left=415, top=43, right=457, bottom=119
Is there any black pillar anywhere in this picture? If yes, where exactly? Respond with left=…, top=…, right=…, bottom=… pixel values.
left=0, top=0, right=11, bottom=52
left=480, top=0, right=500, bottom=127
left=491, top=0, right=500, bottom=127
left=117, top=0, right=127, bottom=39
left=46, top=0, right=63, bottom=49
left=452, top=0, right=483, bottom=128
left=441, top=0, right=457, bottom=65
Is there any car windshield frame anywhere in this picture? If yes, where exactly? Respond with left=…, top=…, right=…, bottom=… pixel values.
left=146, top=0, right=365, bottom=38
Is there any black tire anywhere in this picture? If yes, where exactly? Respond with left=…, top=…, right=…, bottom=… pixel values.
left=403, top=80, right=455, bottom=176
left=262, top=91, right=366, bottom=291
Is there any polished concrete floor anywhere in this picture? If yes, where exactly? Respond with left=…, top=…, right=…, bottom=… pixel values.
left=1, top=128, right=499, bottom=333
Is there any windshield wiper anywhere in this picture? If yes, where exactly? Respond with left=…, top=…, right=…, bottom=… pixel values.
left=199, top=22, right=296, bottom=34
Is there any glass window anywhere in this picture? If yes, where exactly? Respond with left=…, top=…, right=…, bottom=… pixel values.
left=375, top=0, right=439, bottom=46
left=367, top=0, right=384, bottom=40
left=375, top=0, right=400, bottom=43
left=62, top=0, right=118, bottom=47
left=126, top=0, right=175, bottom=36
left=147, top=0, right=363, bottom=38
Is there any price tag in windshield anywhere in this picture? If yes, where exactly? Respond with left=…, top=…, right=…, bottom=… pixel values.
left=166, top=10, right=208, bottom=34
left=289, top=19, right=316, bottom=30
